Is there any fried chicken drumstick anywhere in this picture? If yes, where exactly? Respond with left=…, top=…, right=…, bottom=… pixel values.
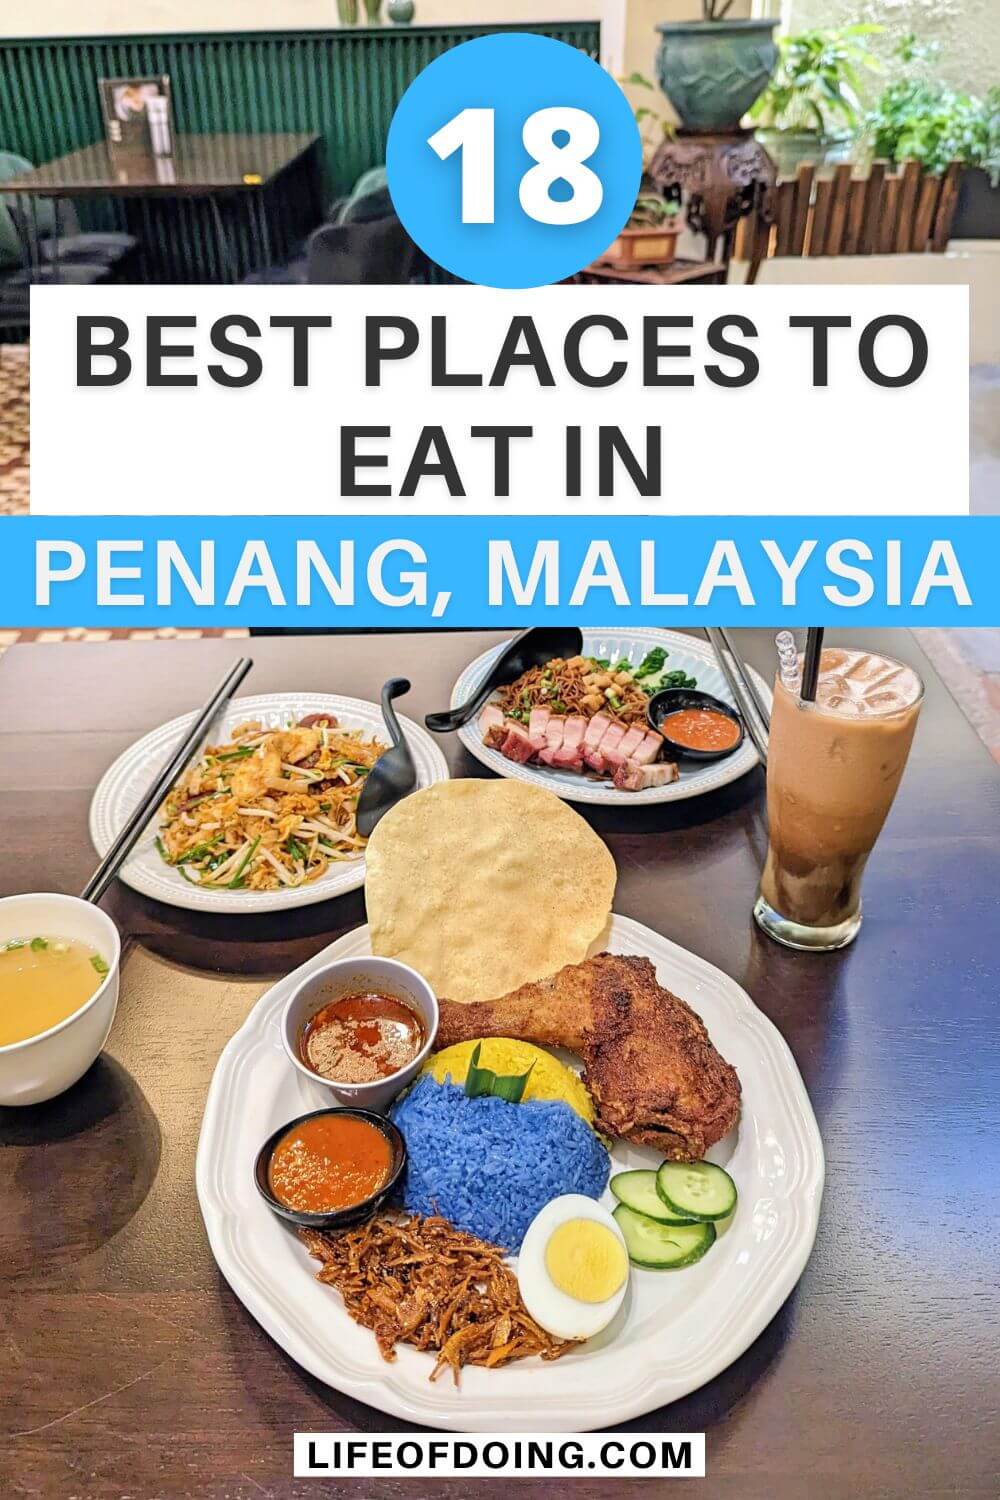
left=436, top=954, right=740, bottom=1160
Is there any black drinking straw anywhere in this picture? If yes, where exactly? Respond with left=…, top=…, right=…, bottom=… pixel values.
left=801, top=627, right=824, bottom=703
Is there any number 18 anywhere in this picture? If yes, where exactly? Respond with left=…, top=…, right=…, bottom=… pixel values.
left=428, top=106, right=604, bottom=227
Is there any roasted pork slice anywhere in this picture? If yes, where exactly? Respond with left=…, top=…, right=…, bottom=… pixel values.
left=544, top=717, right=565, bottom=752
left=562, top=716, right=587, bottom=750
left=619, top=726, right=647, bottom=759
left=583, top=713, right=612, bottom=751
left=436, top=953, right=741, bottom=1160
left=613, top=759, right=679, bottom=791
left=483, top=722, right=507, bottom=750
left=552, top=744, right=585, bottom=769
left=599, top=722, right=627, bottom=768
left=527, top=706, right=551, bottom=742
left=633, top=730, right=665, bottom=766
left=583, top=749, right=606, bottom=774
left=480, top=705, right=505, bottom=735
left=499, top=723, right=535, bottom=764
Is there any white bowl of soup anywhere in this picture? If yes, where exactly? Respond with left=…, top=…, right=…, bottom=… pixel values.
left=0, top=893, right=121, bottom=1106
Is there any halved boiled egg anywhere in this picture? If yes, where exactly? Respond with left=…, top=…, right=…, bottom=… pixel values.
left=517, top=1194, right=629, bottom=1341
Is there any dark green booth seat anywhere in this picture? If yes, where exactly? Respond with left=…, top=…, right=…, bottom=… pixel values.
left=0, top=22, right=601, bottom=284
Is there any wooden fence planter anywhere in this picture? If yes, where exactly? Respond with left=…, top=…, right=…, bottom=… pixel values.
left=735, top=159, right=963, bottom=265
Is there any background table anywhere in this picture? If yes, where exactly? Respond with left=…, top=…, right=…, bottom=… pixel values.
left=1, top=630, right=998, bottom=1499
left=0, top=133, right=321, bottom=284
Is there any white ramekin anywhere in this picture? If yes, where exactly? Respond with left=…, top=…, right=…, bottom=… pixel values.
left=281, top=955, right=438, bottom=1114
left=0, top=892, right=121, bottom=1106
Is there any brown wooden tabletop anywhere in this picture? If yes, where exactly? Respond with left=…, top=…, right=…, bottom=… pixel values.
left=0, top=133, right=320, bottom=198
left=1, top=630, right=998, bottom=1499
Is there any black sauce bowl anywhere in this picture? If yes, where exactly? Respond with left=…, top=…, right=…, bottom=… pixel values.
left=646, top=688, right=745, bottom=764
left=254, top=1106, right=406, bottom=1231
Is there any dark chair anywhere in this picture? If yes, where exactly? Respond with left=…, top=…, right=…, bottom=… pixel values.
left=0, top=152, right=137, bottom=275
left=307, top=216, right=419, bottom=285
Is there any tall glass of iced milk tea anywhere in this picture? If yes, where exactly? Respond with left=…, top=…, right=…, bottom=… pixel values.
left=754, top=647, right=923, bottom=951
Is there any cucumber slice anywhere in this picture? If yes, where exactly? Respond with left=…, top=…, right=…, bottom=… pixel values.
left=610, top=1170, right=696, bottom=1225
left=613, top=1205, right=716, bottom=1269
left=656, top=1161, right=737, bottom=1222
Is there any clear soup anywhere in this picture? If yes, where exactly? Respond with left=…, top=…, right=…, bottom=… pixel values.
left=0, top=936, right=108, bottom=1047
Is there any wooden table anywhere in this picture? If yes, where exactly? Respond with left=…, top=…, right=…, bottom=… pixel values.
left=0, top=132, right=320, bottom=284
left=1, top=630, right=998, bottom=1499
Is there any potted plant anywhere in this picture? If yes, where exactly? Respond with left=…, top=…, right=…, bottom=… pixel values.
left=864, top=36, right=1000, bottom=238
left=597, top=192, right=684, bottom=269
left=749, top=25, right=883, bottom=176
left=656, top=2, right=779, bottom=134
left=953, top=89, right=1000, bottom=239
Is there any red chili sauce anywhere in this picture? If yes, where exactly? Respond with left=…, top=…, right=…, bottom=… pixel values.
left=300, top=991, right=425, bottom=1084
left=268, top=1112, right=392, bottom=1213
left=661, top=707, right=740, bottom=752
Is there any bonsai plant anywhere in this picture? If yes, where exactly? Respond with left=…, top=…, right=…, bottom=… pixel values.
left=656, top=2, right=779, bottom=134
left=597, top=192, right=684, bottom=269
left=749, top=25, right=883, bottom=175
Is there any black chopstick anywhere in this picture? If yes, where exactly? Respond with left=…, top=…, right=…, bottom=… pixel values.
left=705, top=628, right=769, bottom=768
left=81, top=656, right=254, bottom=905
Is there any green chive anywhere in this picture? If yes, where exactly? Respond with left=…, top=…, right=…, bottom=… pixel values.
left=30, top=937, right=48, bottom=951
left=226, top=836, right=260, bottom=889
left=90, top=955, right=109, bottom=976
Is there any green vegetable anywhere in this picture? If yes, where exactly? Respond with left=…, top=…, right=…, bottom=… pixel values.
left=90, top=955, right=109, bottom=977
left=177, top=837, right=222, bottom=866
left=590, top=657, right=611, bottom=670
left=30, top=937, right=48, bottom=952
left=634, top=647, right=668, bottom=680
left=215, top=745, right=258, bottom=762
left=464, top=1042, right=535, bottom=1103
left=610, top=1170, right=697, bottom=1225
left=225, top=836, right=260, bottom=889
left=634, top=647, right=698, bottom=695
left=656, top=1161, right=737, bottom=1222
left=154, top=835, right=173, bottom=865
left=613, top=1205, right=716, bottom=1269
left=550, top=699, right=567, bottom=714
left=286, top=836, right=307, bottom=861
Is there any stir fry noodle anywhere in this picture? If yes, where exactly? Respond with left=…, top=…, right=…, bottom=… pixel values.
left=497, top=651, right=697, bottom=729
left=157, top=715, right=386, bottom=890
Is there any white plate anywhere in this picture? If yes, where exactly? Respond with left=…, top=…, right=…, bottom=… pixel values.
left=196, top=916, right=823, bottom=1431
left=89, top=692, right=450, bottom=914
left=453, top=628, right=772, bottom=805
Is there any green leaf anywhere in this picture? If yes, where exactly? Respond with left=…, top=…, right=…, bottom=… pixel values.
left=30, top=936, right=48, bottom=952
left=464, top=1042, right=535, bottom=1103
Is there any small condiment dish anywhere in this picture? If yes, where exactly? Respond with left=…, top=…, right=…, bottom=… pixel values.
left=281, top=955, right=438, bottom=1114
left=647, top=688, right=745, bottom=764
left=254, top=1106, right=407, bottom=1230
left=0, top=892, right=121, bottom=1106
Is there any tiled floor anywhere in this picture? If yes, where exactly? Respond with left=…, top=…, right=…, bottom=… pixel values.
left=0, top=345, right=29, bottom=515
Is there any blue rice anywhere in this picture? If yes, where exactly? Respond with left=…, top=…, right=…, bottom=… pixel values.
left=390, top=1076, right=610, bottom=1253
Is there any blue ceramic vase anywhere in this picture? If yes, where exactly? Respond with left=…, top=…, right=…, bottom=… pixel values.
left=656, top=20, right=778, bottom=133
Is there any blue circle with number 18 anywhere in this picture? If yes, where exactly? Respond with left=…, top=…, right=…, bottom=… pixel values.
left=386, top=32, right=642, bottom=289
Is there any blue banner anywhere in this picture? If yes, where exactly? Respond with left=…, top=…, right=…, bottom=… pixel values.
left=1, top=516, right=995, bottom=627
